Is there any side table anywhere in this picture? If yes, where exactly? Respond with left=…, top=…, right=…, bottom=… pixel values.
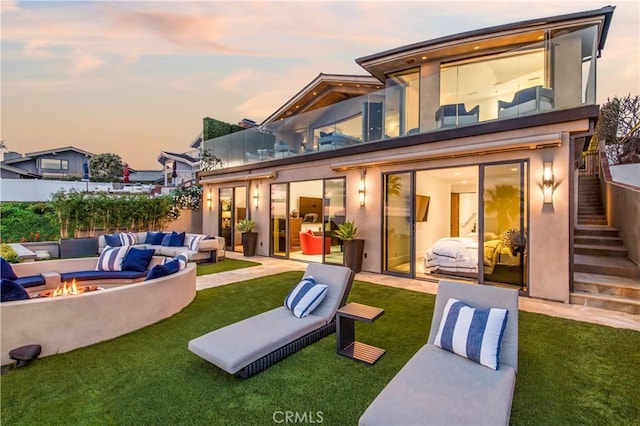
left=336, top=302, right=385, bottom=365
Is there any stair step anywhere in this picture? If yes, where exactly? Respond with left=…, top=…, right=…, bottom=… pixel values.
left=574, top=235, right=624, bottom=246
left=569, top=292, right=640, bottom=315
left=574, top=272, right=640, bottom=299
left=574, top=254, right=640, bottom=278
left=575, top=244, right=628, bottom=257
left=577, top=215, right=607, bottom=221
left=578, top=219, right=608, bottom=225
left=574, top=225, right=619, bottom=237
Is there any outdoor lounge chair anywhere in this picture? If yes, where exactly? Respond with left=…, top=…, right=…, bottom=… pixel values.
left=188, top=263, right=355, bottom=378
left=359, top=280, right=519, bottom=425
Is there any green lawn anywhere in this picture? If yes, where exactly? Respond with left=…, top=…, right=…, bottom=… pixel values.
left=196, top=258, right=261, bottom=276
left=2, top=272, right=638, bottom=425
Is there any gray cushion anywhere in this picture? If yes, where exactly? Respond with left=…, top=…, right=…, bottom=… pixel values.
left=359, top=344, right=516, bottom=425
left=188, top=307, right=325, bottom=374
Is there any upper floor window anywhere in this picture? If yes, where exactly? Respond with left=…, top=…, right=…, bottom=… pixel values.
left=385, top=68, right=420, bottom=138
left=41, top=158, right=69, bottom=171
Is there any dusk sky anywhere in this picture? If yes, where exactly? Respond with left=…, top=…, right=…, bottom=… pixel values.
left=2, top=0, right=638, bottom=170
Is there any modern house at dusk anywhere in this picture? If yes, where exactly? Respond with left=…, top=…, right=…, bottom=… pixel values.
left=197, top=6, right=616, bottom=304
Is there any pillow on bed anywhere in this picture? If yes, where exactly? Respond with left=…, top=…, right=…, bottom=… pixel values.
left=434, top=297, right=508, bottom=370
left=284, top=276, right=328, bottom=318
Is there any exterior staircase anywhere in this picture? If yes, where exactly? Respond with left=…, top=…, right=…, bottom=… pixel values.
left=571, top=177, right=640, bottom=314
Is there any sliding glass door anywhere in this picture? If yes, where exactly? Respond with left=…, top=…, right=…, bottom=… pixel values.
left=481, top=162, right=528, bottom=291
left=270, top=183, right=288, bottom=258
left=383, top=172, right=413, bottom=276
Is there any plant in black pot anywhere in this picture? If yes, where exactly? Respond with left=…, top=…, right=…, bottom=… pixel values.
left=334, top=220, right=365, bottom=273
left=237, top=218, right=257, bottom=257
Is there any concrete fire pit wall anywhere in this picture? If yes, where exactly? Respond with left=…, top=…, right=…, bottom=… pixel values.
left=1, top=261, right=196, bottom=365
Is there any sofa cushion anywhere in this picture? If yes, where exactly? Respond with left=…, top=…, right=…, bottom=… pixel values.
left=284, top=276, right=328, bottom=318
left=122, top=248, right=155, bottom=272
left=14, top=274, right=46, bottom=288
left=0, top=257, right=18, bottom=280
left=95, top=246, right=129, bottom=272
left=61, top=270, right=148, bottom=281
left=145, top=264, right=172, bottom=281
left=160, top=233, right=173, bottom=246
left=164, top=252, right=188, bottom=270
left=146, top=232, right=166, bottom=245
left=1, top=279, right=31, bottom=302
left=434, top=298, right=508, bottom=370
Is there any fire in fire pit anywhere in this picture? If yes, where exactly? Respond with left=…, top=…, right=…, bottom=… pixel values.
left=38, top=279, right=101, bottom=298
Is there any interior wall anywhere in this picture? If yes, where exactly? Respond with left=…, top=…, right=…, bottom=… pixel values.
left=415, top=173, right=451, bottom=259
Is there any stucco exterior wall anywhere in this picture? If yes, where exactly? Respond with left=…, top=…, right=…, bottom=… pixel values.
left=201, top=121, right=588, bottom=303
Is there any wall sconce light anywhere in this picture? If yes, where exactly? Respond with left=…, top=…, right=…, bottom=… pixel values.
left=206, top=189, right=212, bottom=210
left=253, top=185, right=259, bottom=209
left=358, top=170, right=366, bottom=206
left=542, top=162, right=554, bottom=204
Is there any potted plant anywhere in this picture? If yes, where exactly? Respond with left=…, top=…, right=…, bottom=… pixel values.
left=335, top=220, right=365, bottom=273
left=237, top=218, right=257, bottom=257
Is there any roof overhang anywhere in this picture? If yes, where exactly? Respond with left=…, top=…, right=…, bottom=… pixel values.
left=261, top=73, right=383, bottom=125
left=356, top=6, right=615, bottom=80
left=199, top=171, right=277, bottom=185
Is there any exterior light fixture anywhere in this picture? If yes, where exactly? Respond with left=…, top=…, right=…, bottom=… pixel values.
left=253, top=185, right=259, bottom=209
left=206, top=189, right=212, bottom=210
left=358, top=170, right=366, bottom=207
left=542, top=162, right=554, bottom=204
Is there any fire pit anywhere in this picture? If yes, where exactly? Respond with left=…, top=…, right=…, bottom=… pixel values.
left=37, top=279, right=101, bottom=298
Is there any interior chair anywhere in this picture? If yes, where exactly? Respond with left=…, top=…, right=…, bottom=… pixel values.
left=435, top=103, right=480, bottom=128
left=498, top=85, right=554, bottom=118
left=188, top=263, right=355, bottom=378
left=359, top=280, right=519, bottom=425
left=299, top=230, right=331, bottom=255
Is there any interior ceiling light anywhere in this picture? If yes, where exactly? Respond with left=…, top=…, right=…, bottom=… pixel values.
left=537, top=35, right=544, bottom=40
left=473, top=46, right=480, bottom=50
left=313, top=91, right=317, bottom=95
left=421, top=56, right=428, bottom=60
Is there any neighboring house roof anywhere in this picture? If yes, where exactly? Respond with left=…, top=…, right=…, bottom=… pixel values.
left=0, top=163, right=41, bottom=178
left=356, top=5, right=615, bottom=81
left=261, top=73, right=384, bottom=125
left=157, top=151, right=199, bottom=167
left=2, top=145, right=94, bottom=166
left=190, top=133, right=203, bottom=149
left=128, top=170, right=164, bottom=183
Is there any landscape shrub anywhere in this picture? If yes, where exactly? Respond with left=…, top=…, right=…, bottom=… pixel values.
left=0, top=202, right=58, bottom=243
left=0, top=243, right=23, bottom=263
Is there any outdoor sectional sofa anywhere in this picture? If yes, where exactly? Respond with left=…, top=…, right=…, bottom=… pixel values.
left=98, top=231, right=225, bottom=262
left=188, top=263, right=355, bottom=378
left=1, top=256, right=196, bottom=365
left=359, top=280, right=519, bottom=425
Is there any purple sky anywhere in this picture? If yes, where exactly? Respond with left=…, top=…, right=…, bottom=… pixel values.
left=2, top=0, right=638, bottom=169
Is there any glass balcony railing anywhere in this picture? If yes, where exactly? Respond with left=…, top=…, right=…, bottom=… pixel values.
left=203, top=24, right=598, bottom=170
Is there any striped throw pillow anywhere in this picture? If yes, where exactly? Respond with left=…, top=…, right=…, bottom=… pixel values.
left=95, top=246, right=129, bottom=271
left=434, top=298, right=509, bottom=370
left=284, top=276, right=328, bottom=318
left=187, top=234, right=204, bottom=251
left=119, top=232, right=136, bottom=246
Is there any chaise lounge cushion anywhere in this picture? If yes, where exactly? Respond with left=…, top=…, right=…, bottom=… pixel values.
left=189, top=307, right=326, bottom=374
left=1, top=279, right=31, bottom=302
left=61, top=270, right=148, bottom=281
left=359, top=344, right=516, bottom=425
